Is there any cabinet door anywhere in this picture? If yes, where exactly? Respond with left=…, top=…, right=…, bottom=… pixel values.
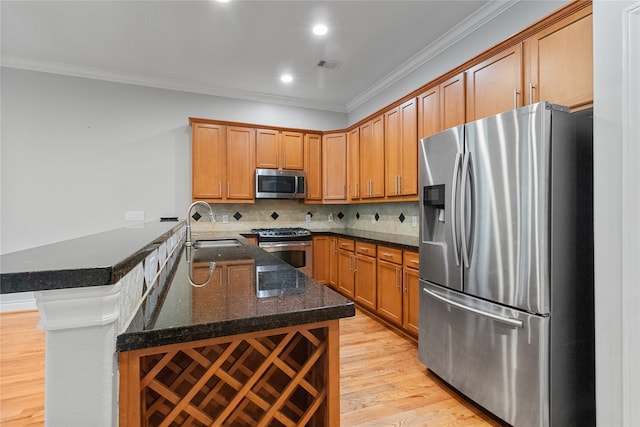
left=384, top=107, right=401, bottom=196
left=281, top=131, right=304, bottom=170
left=255, top=128, right=279, bottom=169
left=403, top=263, right=420, bottom=337
left=440, top=73, right=466, bottom=130
left=466, top=44, right=523, bottom=121
left=360, top=117, right=385, bottom=199
left=322, top=133, right=347, bottom=202
left=347, top=128, right=360, bottom=201
left=418, top=86, right=440, bottom=140
left=398, top=98, right=417, bottom=196
left=525, top=6, right=592, bottom=109
left=337, top=249, right=355, bottom=299
left=304, top=133, right=322, bottom=201
left=192, top=123, right=225, bottom=201
left=329, top=237, right=338, bottom=289
left=377, top=259, right=403, bottom=326
left=418, top=73, right=465, bottom=139
left=226, top=127, right=256, bottom=200
left=355, top=254, right=376, bottom=311
left=312, top=235, right=331, bottom=284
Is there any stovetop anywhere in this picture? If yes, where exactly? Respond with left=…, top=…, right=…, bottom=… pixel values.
left=250, top=227, right=312, bottom=240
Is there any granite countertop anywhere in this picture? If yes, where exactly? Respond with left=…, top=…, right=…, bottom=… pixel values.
left=311, top=228, right=419, bottom=251
left=0, top=221, right=184, bottom=294
left=117, top=231, right=355, bottom=352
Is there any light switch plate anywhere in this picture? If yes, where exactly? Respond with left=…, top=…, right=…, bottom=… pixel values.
left=222, top=214, right=229, bottom=224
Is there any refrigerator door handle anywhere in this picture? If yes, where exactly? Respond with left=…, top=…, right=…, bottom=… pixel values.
left=423, top=288, right=524, bottom=329
left=450, top=153, right=462, bottom=266
left=460, top=152, right=471, bottom=268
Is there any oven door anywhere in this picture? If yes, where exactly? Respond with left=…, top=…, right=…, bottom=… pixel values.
left=258, top=241, right=312, bottom=276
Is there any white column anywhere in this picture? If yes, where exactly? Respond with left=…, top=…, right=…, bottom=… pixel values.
left=36, top=283, right=121, bottom=426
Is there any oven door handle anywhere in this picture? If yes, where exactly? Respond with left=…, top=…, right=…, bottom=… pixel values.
left=259, top=241, right=312, bottom=249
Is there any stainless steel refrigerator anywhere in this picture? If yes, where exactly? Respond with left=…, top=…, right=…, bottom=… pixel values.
left=418, top=102, right=595, bottom=427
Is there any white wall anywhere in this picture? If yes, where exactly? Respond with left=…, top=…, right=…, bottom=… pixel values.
left=0, top=68, right=346, bottom=254
left=593, top=2, right=640, bottom=425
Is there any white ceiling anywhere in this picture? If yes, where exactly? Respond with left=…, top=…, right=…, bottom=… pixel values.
left=1, top=0, right=518, bottom=113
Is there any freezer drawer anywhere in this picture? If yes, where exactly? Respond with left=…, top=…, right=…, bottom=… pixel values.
left=419, top=281, right=549, bottom=427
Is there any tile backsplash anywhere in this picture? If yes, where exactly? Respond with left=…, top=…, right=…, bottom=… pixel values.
left=189, top=200, right=419, bottom=237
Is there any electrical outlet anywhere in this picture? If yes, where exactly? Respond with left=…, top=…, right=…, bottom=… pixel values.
left=306, top=214, right=311, bottom=223
left=328, top=213, right=333, bottom=222
left=412, top=216, right=418, bottom=227
left=222, top=214, right=229, bottom=224
left=125, top=211, right=145, bottom=221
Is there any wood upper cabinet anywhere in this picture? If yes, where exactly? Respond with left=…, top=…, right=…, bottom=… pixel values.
left=524, top=5, right=592, bottom=110
left=256, top=129, right=304, bottom=170
left=402, top=251, right=420, bottom=337
left=304, top=133, right=322, bottom=201
left=384, top=98, right=417, bottom=197
left=466, top=44, right=524, bottom=121
left=226, top=126, right=256, bottom=200
left=191, top=122, right=254, bottom=203
left=322, top=132, right=348, bottom=202
left=359, top=116, right=385, bottom=199
left=347, top=128, right=361, bottom=201
left=418, top=72, right=466, bottom=139
left=192, top=122, right=226, bottom=201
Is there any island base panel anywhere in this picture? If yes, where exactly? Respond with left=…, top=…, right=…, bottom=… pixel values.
left=119, top=320, right=339, bottom=426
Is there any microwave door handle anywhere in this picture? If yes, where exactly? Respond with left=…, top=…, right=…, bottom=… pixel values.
left=450, top=153, right=462, bottom=266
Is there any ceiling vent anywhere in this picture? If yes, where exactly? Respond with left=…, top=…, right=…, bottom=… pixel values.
left=316, top=59, right=341, bottom=70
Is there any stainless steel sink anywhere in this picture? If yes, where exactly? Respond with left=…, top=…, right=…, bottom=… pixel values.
left=193, top=239, right=243, bottom=249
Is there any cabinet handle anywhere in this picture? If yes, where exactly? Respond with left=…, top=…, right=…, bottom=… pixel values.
left=359, top=247, right=368, bottom=252
left=219, top=182, right=222, bottom=196
left=275, top=153, right=278, bottom=169
left=529, top=82, right=536, bottom=104
left=382, top=252, right=393, bottom=258
left=355, top=183, right=359, bottom=198
left=353, top=255, right=358, bottom=273
left=403, top=270, right=407, bottom=292
left=396, top=267, right=401, bottom=289
left=283, top=152, right=286, bottom=168
left=227, top=182, right=230, bottom=196
left=513, top=88, right=520, bottom=109
left=397, top=175, right=401, bottom=195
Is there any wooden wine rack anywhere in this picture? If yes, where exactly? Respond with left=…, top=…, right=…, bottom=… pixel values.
left=119, top=320, right=339, bottom=426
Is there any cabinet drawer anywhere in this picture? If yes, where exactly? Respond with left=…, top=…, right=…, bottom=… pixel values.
left=377, top=246, right=402, bottom=264
left=337, top=238, right=355, bottom=251
left=403, top=251, right=419, bottom=270
left=355, top=241, right=376, bottom=257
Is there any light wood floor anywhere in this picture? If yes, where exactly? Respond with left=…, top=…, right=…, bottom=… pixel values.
left=0, top=309, right=502, bottom=426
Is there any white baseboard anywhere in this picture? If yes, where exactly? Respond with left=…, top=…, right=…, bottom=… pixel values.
left=0, top=292, right=37, bottom=312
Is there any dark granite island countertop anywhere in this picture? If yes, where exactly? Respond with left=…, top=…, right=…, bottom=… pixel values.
left=117, top=231, right=355, bottom=352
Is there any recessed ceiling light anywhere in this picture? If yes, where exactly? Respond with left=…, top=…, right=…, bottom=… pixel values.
left=312, top=24, right=328, bottom=36
left=280, top=74, right=293, bottom=83
left=217, top=0, right=230, bottom=3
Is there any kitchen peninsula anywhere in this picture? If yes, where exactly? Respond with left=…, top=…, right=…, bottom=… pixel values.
left=0, top=221, right=354, bottom=426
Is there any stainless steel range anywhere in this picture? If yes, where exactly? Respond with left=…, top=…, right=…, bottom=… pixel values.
left=251, top=228, right=313, bottom=276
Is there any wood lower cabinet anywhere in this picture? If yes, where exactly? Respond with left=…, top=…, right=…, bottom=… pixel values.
left=354, top=242, right=376, bottom=311
left=336, top=238, right=355, bottom=299
left=376, top=246, right=404, bottom=326
left=304, top=133, right=323, bottom=201
left=524, top=4, right=592, bottom=110
left=466, top=44, right=524, bottom=122
left=312, top=235, right=331, bottom=285
left=402, top=251, right=420, bottom=337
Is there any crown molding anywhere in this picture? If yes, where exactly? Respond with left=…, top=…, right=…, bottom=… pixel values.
left=1, top=54, right=348, bottom=114
left=345, top=0, right=520, bottom=113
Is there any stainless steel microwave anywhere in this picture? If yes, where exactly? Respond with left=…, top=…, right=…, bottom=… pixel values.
left=255, top=169, right=306, bottom=199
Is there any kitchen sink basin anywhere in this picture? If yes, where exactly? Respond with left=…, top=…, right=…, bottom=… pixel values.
left=193, top=239, right=243, bottom=249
